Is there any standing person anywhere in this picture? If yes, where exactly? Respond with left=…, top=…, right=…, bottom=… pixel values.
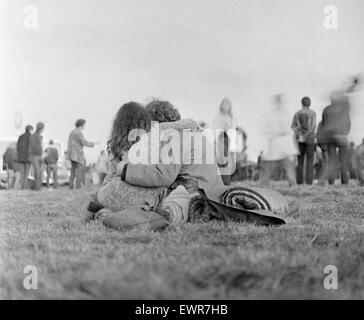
left=347, top=142, right=357, bottom=179
left=355, top=138, right=364, bottom=187
left=67, top=119, right=97, bottom=189
left=96, top=150, right=109, bottom=185
left=316, top=121, right=329, bottom=184
left=213, top=98, right=237, bottom=185
left=260, top=94, right=297, bottom=186
left=2, top=143, right=17, bottom=189
left=257, top=151, right=264, bottom=181
left=321, top=90, right=351, bottom=185
left=29, top=122, right=45, bottom=191
left=16, top=125, right=33, bottom=189
left=291, top=96, right=317, bottom=185
left=44, top=140, right=59, bottom=188
left=347, top=75, right=363, bottom=145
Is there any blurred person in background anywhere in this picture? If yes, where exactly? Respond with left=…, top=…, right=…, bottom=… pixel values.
left=44, top=140, right=59, bottom=188
left=213, top=98, right=237, bottom=185
left=2, top=142, right=18, bottom=189
left=291, top=96, right=317, bottom=185
left=96, top=150, right=109, bottom=185
left=355, top=138, right=364, bottom=187
left=257, top=151, right=264, bottom=181
left=233, top=127, right=248, bottom=181
left=260, top=94, right=297, bottom=186
left=347, top=142, right=357, bottom=179
left=64, top=151, right=72, bottom=170
left=316, top=120, right=329, bottom=184
left=321, top=91, right=351, bottom=185
left=16, top=125, right=33, bottom=189
left=29, top=122, right=45, bottom=191
left=347, top=74, right=364, bottom=145
left=67, top=119, right=97, bottom=189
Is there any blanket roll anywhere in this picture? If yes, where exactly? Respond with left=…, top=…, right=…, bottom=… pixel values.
left=220, top=186, right=289, bottom=217
left=200, top=185, right=288, bottom=226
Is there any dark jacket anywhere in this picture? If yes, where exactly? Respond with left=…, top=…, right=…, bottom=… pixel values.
left=316, top=121, right=326, bottom=145
left=321, top=101, right=351, bottom=145
left=44, top=147, right=59, bottom=165
left=17, top=132, right=31, bottom=163
left=29, top=132, right=43, bottom=157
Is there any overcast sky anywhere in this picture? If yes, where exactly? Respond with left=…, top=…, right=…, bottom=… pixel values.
left=1, top=0, right=363, bottom=162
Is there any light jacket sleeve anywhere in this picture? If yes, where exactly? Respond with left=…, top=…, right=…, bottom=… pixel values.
left=74, top=131, right=95, bottom=147
left=123, top=162, right=182, bottom=187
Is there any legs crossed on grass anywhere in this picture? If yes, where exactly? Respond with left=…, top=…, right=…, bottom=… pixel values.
left=97, top=177, right=166, bottom=213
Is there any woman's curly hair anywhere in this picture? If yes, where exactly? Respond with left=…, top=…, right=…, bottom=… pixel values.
left=145, top=99, right=181, bottom=123
left=108, top=102, right=151, bottom=160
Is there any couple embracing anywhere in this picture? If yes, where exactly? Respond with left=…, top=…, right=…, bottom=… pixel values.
left=88, top=100, right=288, bottom=230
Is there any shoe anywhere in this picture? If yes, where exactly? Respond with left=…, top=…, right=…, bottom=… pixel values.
left=87, top=200, right=104, bottom=213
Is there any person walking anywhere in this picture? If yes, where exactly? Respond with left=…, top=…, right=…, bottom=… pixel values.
left=260, top=94, right=297, bottom=186
left=29, top=122, right=45, bottom=191
left=2, top=143, right=17, bottom=189
left=316, top=120, right=329, bottom=184
left=67, top=119, right=97, bottom=189
left=355, top=138, right=364, bottom=187
left=321, top=91, right=351, bottom=185
left=347, top=142, right=357, bottom=179
left=212, top=98, right=237, bottom=185
left=16, top=125, right=33, bottom=189
left=44, top=140, right=59, bottom=188
left=291, top=96, right=317, bottom=185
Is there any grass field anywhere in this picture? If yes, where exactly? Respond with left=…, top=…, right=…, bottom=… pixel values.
left=1, top=183, right=363, bottom=300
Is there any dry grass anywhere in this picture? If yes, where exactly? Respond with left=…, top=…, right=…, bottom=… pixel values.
left=0, top=183, right=363, bottom=300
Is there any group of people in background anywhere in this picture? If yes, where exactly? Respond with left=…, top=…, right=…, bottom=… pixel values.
left=2, top=122, right=57, bottom=190
left=2, top=119, right=102, bottom=191
left=259, top=75, right=363, bottom=187
left=2, top=74, right=363, bottom=191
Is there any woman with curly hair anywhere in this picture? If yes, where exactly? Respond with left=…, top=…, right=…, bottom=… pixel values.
left=96, top=102, right=166, bottom=212
left=108, top=101, right=151, bottom=162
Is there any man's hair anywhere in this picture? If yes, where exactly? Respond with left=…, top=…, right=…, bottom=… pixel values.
left=301, top=96, right=311, bottom=107
left=145, top=99, right=181, bottom=123
left=75, top=119, right=86, bottom=128
left=109, top=102, right=151, bottom=159
left=25, top=125, right=33, bottom=133
left=36, top=122, right=45, bottom=132
left=49, top=139, right=54, bottom=145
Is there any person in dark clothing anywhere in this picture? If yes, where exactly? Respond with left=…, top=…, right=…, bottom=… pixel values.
left=3, top=143, right=17, bottom=189
left=316, top=121, right=329, bottom=183
left=321, top=91, right=351, bottom=185
left=291, top=96, right=317, bottom=184
left=44, top=140, right=59, bottom=188
left=29, top=122, right=45, bottom=191
left=17, top=125, right=33, bottom=189
left=347, top=142, right=357, bottom=179
left=356, top=139, right=364, bottom=187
